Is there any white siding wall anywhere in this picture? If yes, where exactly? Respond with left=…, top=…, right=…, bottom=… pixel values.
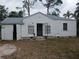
left=17, top=25, right=22, bottom=40
left=48, top=20, right=76, bottom=37
left=1, top=13, right=76, bottom=40
left=1, top=25, right=13, bottom=40
left=19, top=13, right=76, bottom=39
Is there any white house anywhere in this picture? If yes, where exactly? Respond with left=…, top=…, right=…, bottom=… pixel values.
left=1, top=12, right=76, bottom=40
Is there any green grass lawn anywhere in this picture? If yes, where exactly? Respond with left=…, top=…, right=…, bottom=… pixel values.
left=1, top=37, right=79, bottom=59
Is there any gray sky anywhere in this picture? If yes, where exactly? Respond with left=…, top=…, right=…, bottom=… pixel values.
left=0, top=0, right=78, bottom=16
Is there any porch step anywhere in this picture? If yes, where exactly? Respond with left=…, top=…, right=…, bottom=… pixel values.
left=36, top=37, right=45, bottom=40
left=21, top=37, right=45, bottom=40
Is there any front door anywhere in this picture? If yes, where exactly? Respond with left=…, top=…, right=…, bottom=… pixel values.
left=37, top=24, right=43, bottom=36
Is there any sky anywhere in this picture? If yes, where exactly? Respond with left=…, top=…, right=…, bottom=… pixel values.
left=0, top=0, right=78, bottom=16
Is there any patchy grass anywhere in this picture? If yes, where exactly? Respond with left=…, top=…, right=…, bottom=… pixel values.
left=0, top=37, right=79, bottom=59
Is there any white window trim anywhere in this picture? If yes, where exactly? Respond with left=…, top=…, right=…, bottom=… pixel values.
left=45, top=25, right=51, bottom=34
left=28, top=25, right=34, bottom=34
left=63, top=23, right=68, bottom=31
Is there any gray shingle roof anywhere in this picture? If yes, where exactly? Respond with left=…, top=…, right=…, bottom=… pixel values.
left=0, top=12, right=76, bottom=25
left=24, top=12, right=76, bottom=21
left=1, top=18, right=23, bottom=25
left=46, top=15, right=75, bottom=21
left=37, top=12, right=75, bottom=21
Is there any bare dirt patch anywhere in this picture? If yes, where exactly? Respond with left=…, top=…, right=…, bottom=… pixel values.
left=0, top=44, right=16, bottom=59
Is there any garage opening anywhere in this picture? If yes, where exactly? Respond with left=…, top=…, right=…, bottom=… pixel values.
left=0, top=25, right=1, bottom=39
left=13, top=24, right=17, bottom=40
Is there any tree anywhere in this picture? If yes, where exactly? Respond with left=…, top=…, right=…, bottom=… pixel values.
left=8, top=11, right=23, bottom=17
left=18, top=11, right=23, bottom=17
left=23, top=0, right=30, bottom=16
left=43, top=0, right=63, bottom=14
left=52, top=8, right=60, bottom=16
left=0, top=5, right=8, bottom=20
left=23, top=0, right=36, bottom=16
left=52, top=11, right=59, bottom=16
left=8, top=11, right=18, bottom=17
left=74, top=2, right=79, bottom=36
left=75, top=3, right=79, bottom=19
left=63, top=11, right=73, bottom=19
left=17, top=0, right=36, bottom=16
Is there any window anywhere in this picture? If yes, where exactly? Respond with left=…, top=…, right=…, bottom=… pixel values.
left=45, top=25, right=51, bottom=34
left=63, top=23, right=67, bottom=31
left=28, top=26, right=34, bottom=34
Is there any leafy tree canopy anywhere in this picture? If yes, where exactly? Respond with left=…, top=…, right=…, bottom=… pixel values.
left=43, top=0, right=63, bottom=14
left=8, top=11, right=23, bottom=17
left=74, top=2, right=79, bottom=36
left=63, top=11, right=73, bottom=19
left=75, top=2, right=79, bottom=20
left=52, top=8, right=60, bottom=16
left=0, top=5, right=8, bottom=20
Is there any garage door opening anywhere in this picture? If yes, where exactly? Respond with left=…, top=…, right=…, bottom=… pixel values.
left=13, top=25, right=17, bottom=40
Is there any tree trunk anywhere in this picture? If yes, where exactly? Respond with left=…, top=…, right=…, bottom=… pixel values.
left=47, top=7, right=49, bottom=15
left=28, top=0, right=30, bottom=16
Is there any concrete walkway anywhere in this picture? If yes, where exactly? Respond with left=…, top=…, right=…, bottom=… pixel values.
left=0, top=44, right=16, bottom=59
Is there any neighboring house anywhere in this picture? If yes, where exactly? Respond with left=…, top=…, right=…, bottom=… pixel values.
left=0, top=12, right=76, bottom=40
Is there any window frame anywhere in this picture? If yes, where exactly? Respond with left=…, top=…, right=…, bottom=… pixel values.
left=63, top=23, right=68, bottom=31
left=28, top=25, right=34, bottom=34
left=45, top=25, right=51, bottom=34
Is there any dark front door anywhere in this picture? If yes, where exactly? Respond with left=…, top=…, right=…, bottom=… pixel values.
left=13, top=25, right=17, bottom=40
left=37, top=24, right=43, bottom=36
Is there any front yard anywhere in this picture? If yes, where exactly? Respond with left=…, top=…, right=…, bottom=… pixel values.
left=0, top=37, right=79, bottom=59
